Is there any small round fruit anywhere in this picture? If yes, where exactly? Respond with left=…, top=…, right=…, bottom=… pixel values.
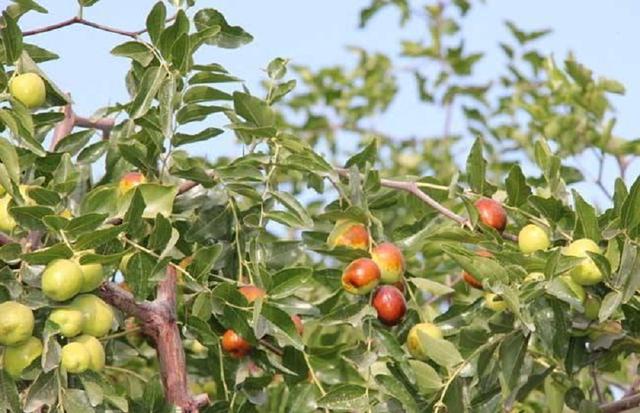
left=406, top=322, right=443, bottom=360
left=71, top=294, right=114, bottom=337
left=372, top=286, right=407, bottom=326
left=190, top=339, right=208, bottom=355
left=371, top=242, right=405, bottom=284
left=559, top=275, right=586, bottom=303
left=584, top=296, right=601, bottom=321
left=524, top=272, right=545, bottom=283
left=239, top=286, right=266, bottom=303
left=475, top=198, right=507, bottom=232
left=341, top=258, right=381, bottom=295
left=327, top=220, right=370, bottom=250
left=41, top=259, right=84, bottom=301
left=3, top=336, right=42, bottom=377
left=9, top=73, right=46, bottom=108
left=60, top=342, right=91, bottom=373
left=74, top=335, right=105, bottom=371
left=221, top=329, right=251, bottom=358
left=291, top=314, right=304, bottom=336
left=462, top=250, right=493, bottom=290
left=0, top=195, right=17, bottom=233
left=518, top=224, right=550, bottom=253
left=485, top=293, right=507, bottom=312
left=118, top=172, right=146, bottom=194
left=74, top=251, right=104, bottom=293
left=0, top=301, right=34, bottom=346
left=201, top=381, right=217, bottom=399
left=563, top=238, right=603, bottom=286
left=48, top=307, right=84, bottom=337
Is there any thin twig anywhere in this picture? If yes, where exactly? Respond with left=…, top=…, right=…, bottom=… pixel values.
left=600, top=393, right=640, bottom=413
left=23, top=15, right=176, bottom=38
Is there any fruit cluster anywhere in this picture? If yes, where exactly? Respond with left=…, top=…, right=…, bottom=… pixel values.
left=465, top=198, right=603, bottom=314
left=0, top=253, right=112, bottom=377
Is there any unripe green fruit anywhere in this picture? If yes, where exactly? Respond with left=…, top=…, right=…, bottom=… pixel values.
left=74, top=251, right=104, bottom=292
left=42, top=259, right=84, bottom=301
left=48, top=308, right=84, bottom=337
left=9, top=73, right=46, bottom=109
left=60, top=342, right=91, bottom=373
left=563, top=238, right=603, bottom=286
left=518, top=224, right=550, bottom=253
left=3, top=336, right=42, bottom=377
left=0, top=195, right=17, bottom=233
left=485, top=293, right=507, bottom=311
left=71, top=294, right=114, bottom=337
left=406, top=322, right=443, bottom=360
left=74, top=335, right=105, bottom=371
left=0, top=301, right=34, bottom=346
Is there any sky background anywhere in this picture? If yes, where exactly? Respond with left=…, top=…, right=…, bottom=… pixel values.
left=14, top=0, right=640, bottom=206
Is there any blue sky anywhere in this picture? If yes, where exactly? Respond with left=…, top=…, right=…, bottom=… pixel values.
left=18, top=0, right=640, bottom=204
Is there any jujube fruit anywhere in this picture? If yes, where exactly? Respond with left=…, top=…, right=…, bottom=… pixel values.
left=372, top=285, right=406, bottom=326
left=0, top=301, right=34, bottom=346
left=60, top=342, right=91, bottom=373
left=74, top=335, right=106, bottom=371
left=71, top=294, right=115, bottom=337
left=406, top=322, right=443, bottom=360
left=118, top=172, right=146, bottom=194
left=341, top=258, right=381, bottom=295
left=475, top=198, right=507, bottom=232
left=9, top=73, right=46, bottom=108
left=0, top=195, right=17, bottom=233
left=371, top=242, right=405, bottom=284
left=518, top=224, right=550, bottom=253
left=485, top=293, right=507, bottom=311
left=48, top=307, right=84, bottom=337
left=221, top=329, right=251, bottom=358
left=3, top=336, right=42, bottom=377
left=239, top=285, right=266, bottom=303
left=563, top=238, right=603, bottom=286
left=327, top=220, right=370, bottom=251
left=41, top=259, right=84, bottom=302
left=74, top=250, right=105, bottom=293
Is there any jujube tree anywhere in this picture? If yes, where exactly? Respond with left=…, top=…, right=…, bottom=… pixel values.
left=0, top=1, right=639, bottom=412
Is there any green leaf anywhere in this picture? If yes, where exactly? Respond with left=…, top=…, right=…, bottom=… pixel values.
left=146, top=2, right=167, bottom=45
left=260, top=303, right=303, bottom=350
left=408, top=360, right=442, bottom=395
left=621, top=176, right=640, bottom=231
left=183, top=86, right=232, bottom=103
left=271, top=191, right=313, bottom=228
left=416, top=329, right=463, bottom=367
left=24, top=371, right=57, bottom=412
left=55, top=130, right=94, bottom=155
left=410, top=278, right=454, bottom=296
left=0, top=371, right=20, bottom=413
left=172, top=127, right=223, bottom=146
left=499, top=333, right=528, bottom=390
left=188, top=244, right=222, bottom=280
left=111, top=41, right=154, bottom=66
left=194, top=9, right=253, bottom=49
left=572, top=190, right=600, bottom=242
left=1, top=12, right=23, bottom=63
left=62, top=389, right=94, bottom=413
left=375, top=374, right=419, bottom=413
left=269, top=267, right=312, bottom=299
left=233, top=92, right=275, bottom=127
left=317, top=384, right=369, bottom=411
left=505, top=165, right=531, bottom=207
left=345, top=138, right=377, bottom=169
left=21, top=243, right=73, bottom=264
left=176, top=104, right=227, bottom=124
left=0, top=137, right=20, bottom=184
left=75, top=225, right=126, bottom=250
left=466, top=137, right=487, bottom=194
left=189, top=71, right=241, bottom=84
left=129, top=66, right=167, bottom=119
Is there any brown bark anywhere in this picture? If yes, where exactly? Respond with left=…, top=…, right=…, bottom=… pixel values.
left=98, top=267, right=209, bottom=412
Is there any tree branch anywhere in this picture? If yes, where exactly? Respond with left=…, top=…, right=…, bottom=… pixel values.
left=23, top=15, right=176, bottom=38
left=600, top=393, right=640, bottom=413
left=98, top=267, right=209, bottom=413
